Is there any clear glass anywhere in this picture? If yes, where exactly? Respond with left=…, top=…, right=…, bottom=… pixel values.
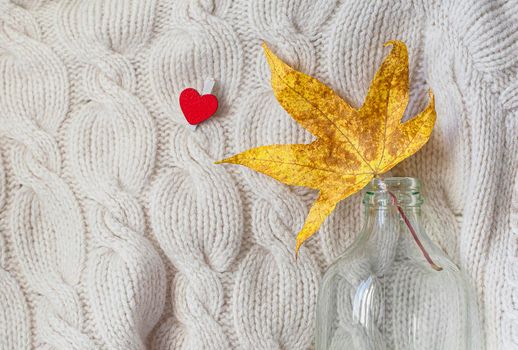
left=315, top=177, right=482, bottom=350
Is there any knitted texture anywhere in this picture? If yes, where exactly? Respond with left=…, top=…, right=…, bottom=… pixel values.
left=0, top=0, right=516, bottom=349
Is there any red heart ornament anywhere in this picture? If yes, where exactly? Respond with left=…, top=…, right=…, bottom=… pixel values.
left=179, top=88, right=218, bottom=125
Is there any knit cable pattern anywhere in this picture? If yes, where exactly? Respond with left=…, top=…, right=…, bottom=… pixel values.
left=56, top=1, right=166, bottom=348
left=227, top=1, right=336, bottom=348
left=0, top=149, right=30, bottom=349
left=502, top=54, right=518, bottom=347
left=0, top=1, right=96, bottom=348
left=148, top=1, right=243, bottom=348
left=433, top=2, right=518, bottom=347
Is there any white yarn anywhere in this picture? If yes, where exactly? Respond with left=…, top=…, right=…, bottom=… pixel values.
left=0, top=151, right=30, bottom=350
left=0, top=1, right=96, bottom=348
left=0, top=0, right=516, bottom=349
left=148, top=2, right=243, bottom=348
left=56, top=1, right=166, bottom=349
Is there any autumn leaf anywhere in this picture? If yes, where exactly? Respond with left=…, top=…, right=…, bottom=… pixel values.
left=217, top=40, right=436, bottom=255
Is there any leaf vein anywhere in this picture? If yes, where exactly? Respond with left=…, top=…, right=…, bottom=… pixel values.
left=265, top=49, right=376, bottom=174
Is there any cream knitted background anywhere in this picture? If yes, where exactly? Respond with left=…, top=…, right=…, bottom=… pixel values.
left=0, top=0, right=516, bottom=349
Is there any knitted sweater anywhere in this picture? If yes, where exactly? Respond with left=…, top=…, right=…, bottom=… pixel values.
left=0, top=0, right=516, bottom=349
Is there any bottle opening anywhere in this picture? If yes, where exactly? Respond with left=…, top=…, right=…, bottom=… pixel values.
left=363, top=177, right=423, bottom=207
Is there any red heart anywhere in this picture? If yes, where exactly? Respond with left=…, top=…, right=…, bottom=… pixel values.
left=179, top=88, right=218, bottom=125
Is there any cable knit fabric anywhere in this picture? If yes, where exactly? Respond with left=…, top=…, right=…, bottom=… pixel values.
left=0, top=0, right=516, bottom=349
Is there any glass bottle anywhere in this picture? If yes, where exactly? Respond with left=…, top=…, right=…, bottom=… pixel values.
left=315, top=177, right=482, bottom=350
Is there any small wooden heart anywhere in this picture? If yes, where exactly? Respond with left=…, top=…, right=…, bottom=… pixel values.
left=179, top=88, right=218, bottom=125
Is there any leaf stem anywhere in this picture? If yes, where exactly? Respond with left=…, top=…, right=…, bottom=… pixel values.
left=387, top=190, right=442, bottom=271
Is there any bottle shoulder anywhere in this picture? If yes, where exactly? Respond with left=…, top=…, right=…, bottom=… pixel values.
left=321, top=243, right=469, bottom=293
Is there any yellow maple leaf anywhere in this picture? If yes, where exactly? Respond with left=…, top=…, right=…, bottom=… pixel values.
left=217, top=40, right=436, bottom=255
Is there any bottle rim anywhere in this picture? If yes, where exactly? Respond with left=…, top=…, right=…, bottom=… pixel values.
left=363, top=177, right=423, bottom=207
left=365, top=177, right=420, bottom=192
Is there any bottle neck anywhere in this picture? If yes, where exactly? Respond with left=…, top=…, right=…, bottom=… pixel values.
left=362, top=185, right=424, bottom=233
left=361, top=177, right=425, bottom=228
left=363, top=179, right=424, bottom=208
left=362, top=177, right=424, bottom=232
left=357, top=177, right=440, bottom=273
left=361, top=204, right=423, bottom=243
